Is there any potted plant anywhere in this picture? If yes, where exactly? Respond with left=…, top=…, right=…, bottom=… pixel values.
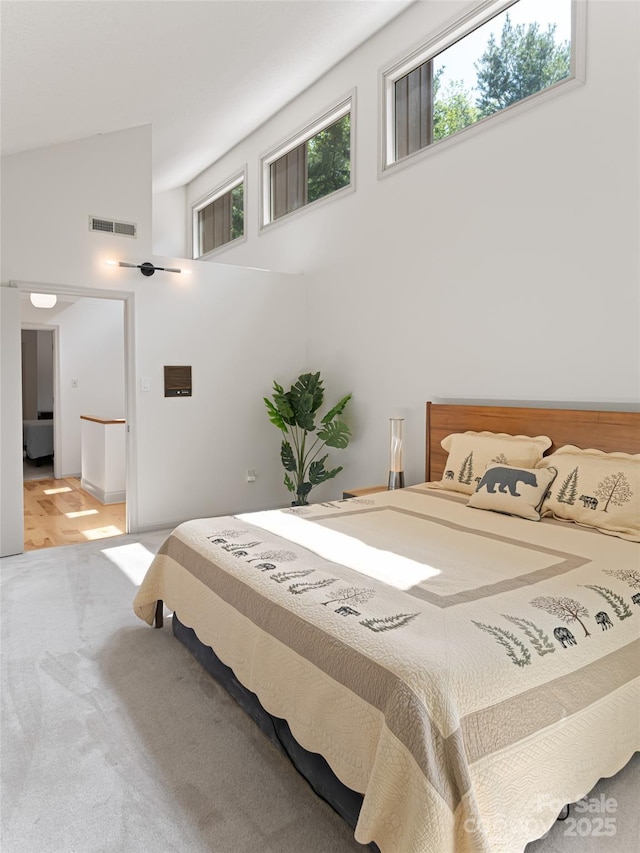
left=264, top=371, right=352, bottom=505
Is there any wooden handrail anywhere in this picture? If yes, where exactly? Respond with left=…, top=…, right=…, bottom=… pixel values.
left=80, top=415, right=126, bottom=425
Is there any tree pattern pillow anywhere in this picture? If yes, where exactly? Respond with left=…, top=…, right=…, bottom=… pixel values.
left=428, top=431, right=552, bottom=495
left=467, top=464, right=557, bottom=521
left=537, top=445, right=640, bottom=541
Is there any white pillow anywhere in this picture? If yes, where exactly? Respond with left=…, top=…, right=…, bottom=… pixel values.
left=538, top=446, right=640, bottom=541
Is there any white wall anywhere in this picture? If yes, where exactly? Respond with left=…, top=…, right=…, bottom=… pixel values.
left=21, top=298, right=126, bottom=476
left=179, top=0, right=640, bottom=488
left=2, top=126, right=308, bottom=544
left=2, top=125, right=154, bottom=279
left=153, top=186, right=187, bottom=258
left=133, top=264, right=308, bottom=528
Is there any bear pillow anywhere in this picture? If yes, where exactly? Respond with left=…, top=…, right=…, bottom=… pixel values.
left=427, top=431, right=552, bottom=495
left=467, top=464, right=557, bottom=521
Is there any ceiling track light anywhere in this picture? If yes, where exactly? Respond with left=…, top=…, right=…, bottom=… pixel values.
left=106, top=260, right=183, bottom=276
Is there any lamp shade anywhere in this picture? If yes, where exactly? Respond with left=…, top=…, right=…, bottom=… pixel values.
left=30, top=293, right=57, bottom=308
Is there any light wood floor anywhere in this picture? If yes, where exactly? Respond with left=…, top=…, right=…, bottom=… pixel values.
left=24, top=477, right=126, bottom=551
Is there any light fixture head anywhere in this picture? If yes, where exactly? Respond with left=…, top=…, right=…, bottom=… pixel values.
left=30, top=293, right=57, bottom=308
left=106, top=260, right=182, bottom=276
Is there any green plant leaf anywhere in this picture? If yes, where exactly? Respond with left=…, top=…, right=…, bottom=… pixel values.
left=296, top=410, right=316, bottom=432
left=294, top=389, right=316, bottom=431
left=324, top=465, right=343, bottom=482
left=317, top=420, right=351, bottom=449
left=310, top=457, right=342, bottom=484
left=290, top=373, right=323, bottom=428
left=283, top=473, right=296, bottom=493
left=321, top=393, right=352, bottom=425
left=264, top=398, right=288, bottom=431
left=296, top=481, right=312, bottom=500
left=297, top=391, right=314, bottom=414
left=271, top=388, right=296, bottom=425
left=309, top=456, right=328, bottom=485
left=281, top=440, right=297, bottom=472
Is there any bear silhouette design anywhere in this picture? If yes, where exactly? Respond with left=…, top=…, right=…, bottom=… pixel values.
left=579, top=494, right=599, bottom=510
left=476, top=466, right=538, bottom=497
left=595, top=611, right=613, bottom=630
left=554, top=626, right=577, bottom=647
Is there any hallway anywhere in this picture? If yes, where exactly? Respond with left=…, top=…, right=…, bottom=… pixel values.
left=24, top=477, right=126, bottom=551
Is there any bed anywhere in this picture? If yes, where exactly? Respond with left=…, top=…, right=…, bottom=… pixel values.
left=22, top=418, right=54, bottom=462
left=133, top=403, right=640, bottom=853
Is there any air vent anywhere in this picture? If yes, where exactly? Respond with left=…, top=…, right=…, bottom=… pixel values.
left=114, top=221, right=136, bottom=237
left=89, top=216, right=137, bottom=238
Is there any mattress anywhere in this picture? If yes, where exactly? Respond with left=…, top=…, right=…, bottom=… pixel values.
left=133, top=485, right=640, bottom=853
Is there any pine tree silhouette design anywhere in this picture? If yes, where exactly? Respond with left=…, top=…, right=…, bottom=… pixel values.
left=556, top=467, right=579, bottom=505
left=458, top=452, right=474, bottom=485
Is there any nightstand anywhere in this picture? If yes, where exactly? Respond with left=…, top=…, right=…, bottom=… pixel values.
left=342, top=485, right=388, bottom=499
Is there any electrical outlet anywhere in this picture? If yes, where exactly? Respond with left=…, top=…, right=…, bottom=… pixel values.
left=247, top=469, right=257, bottom=482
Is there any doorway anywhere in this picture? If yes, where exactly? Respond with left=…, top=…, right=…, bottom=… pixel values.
left=21, top=327, right=55, bottom=481
left=9, top=284, right=137, bottom=554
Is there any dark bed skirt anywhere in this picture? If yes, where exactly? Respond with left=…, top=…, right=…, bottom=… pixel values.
left=172, top=613, right=380, bottom=852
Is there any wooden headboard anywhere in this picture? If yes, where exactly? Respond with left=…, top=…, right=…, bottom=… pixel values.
left=425, top=402, right=640, bottom=483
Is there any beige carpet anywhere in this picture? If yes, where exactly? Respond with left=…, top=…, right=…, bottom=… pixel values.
left=1, top=531, right=638, bottom=853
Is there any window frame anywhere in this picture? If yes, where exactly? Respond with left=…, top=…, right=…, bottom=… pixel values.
left=192, top=167, right=246, bottom=260
left=260, top=92, right=355, bottom=231
left=379, top=0, right=586, bottom=177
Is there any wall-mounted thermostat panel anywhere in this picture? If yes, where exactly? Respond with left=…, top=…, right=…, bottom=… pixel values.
left=164, top=365, right=192, bottom=397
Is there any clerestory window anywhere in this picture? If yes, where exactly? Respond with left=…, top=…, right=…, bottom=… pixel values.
left=382, top=0, right=583, bottom=171
left=261, top=96, right=353, bottom=228
left=193, top=171, right=245, bottom=259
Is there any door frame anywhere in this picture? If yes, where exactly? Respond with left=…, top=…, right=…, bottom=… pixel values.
left=12, top=281, right=138, bottom=537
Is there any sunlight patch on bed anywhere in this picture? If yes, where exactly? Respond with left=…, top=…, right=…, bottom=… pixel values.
left=237, top=510, right=441, bottom=589
left=101, top=542, right=155, bottom=585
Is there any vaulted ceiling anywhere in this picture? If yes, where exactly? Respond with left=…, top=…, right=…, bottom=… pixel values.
left=1, top=0, right=412, bottom=192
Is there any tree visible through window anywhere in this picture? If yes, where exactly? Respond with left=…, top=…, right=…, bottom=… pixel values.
left=393, top=0, right=572, bottom=160
left=307, top=115, right=351, bottom=203
left=270, top=113, right=351, bottom=222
